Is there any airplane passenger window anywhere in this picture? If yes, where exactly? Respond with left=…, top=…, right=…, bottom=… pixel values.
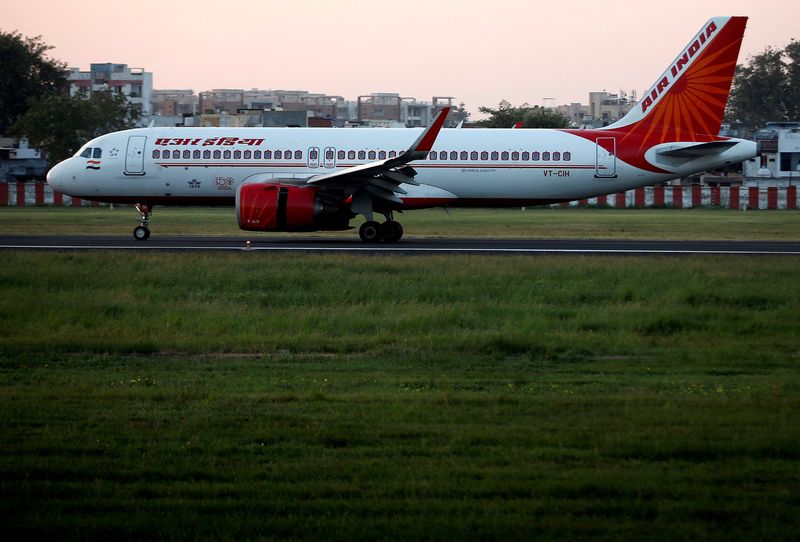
left=234, top=150, right=241, bottom=159
left=501, top=151, right=509, bottom=160
left=244, top=150, right=251, bottom=159
left=295, top=150, right=302, bottom=159
left=450, top=151, right=458, bottom=160
left=79, top=148, right=92, bottom=158
left=284, top=149, right=292, bottom=159
left=481, top=151, right=489, bottom=160
left=223, top=150, right=231, bottom=159
left=542, top=152, right=551, bottom=161
left=337, top=150, right=345, bottom=160
left=429, top=151, right=437, bottom=160
left=310, top=149, right=318, bottom=160
left=152, top=150, right=160, bottom=159
left=203, top=150, right=211, bottom=159
left=470, top=151, right=478, bottom=160
left=378, top=150, right=386, bottom=159
left=532, top=152, right=540, bottom=160
left=388, top=150, right=396, bottom=158
left=511, top=151, right=519, bottom=161
left=193, top=150, right=201, bottom=159
left=172, top=150, right=180, bottom=159
left=491, top=151, right=499, bottom=160
left=358, top=151, right=366, bottom=160
left=368, top=151, right=376, bottom=160
left=348, top=150, right=356, bottom=159
left=553, top=152, right=561, bottom=161
left=522, top=151, right=530, bottom=160
left=93, top=148, right=102, bottom=158
left=260, top=150, right=268, bottom=159
left=326, top=149, right=334, bottom=159
left=460, top=151, right=468, bottom=160
left=274, top=150, right=282, bottom=159
left=213, top=150, right=221, bottom=159
left=183, top=150, right=190, bottom=159
left=563, top=151, right=571, bottom=161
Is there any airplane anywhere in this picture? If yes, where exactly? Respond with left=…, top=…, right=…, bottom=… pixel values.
left=47, top=16, right=756, bottom=243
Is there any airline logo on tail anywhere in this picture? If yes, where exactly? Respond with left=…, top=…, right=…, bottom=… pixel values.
left=566, top=16, right=749, bottom=174
left=640, top=20, right=718, bottom=114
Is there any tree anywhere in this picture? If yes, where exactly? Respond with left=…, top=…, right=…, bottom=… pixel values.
left=475, top=100, right=569, bottom=128
left=0, top=30, right=67, bottom=134
left=726, top=40, right=800, bottom=128
left=11, top=91, right=139, bottom=163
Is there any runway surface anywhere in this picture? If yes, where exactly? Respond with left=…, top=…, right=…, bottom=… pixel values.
left=2, top=234, right=800, bottom=255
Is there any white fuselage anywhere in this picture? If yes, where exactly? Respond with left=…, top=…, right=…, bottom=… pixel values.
left=47, top=126, right=756, bottom=207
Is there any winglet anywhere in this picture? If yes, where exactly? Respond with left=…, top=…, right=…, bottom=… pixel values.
left=406, top=106, right=450, bottom=156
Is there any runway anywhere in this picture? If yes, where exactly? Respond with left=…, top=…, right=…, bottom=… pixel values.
left=2, top=234, right=800, bottom=255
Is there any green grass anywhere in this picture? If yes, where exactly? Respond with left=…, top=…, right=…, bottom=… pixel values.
left=1, top=252, right=799, bottom=540
left=1, top=205, right=800, bottom=239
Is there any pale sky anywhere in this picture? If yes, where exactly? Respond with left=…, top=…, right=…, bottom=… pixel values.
left=3, top=0, right=799, bottom=117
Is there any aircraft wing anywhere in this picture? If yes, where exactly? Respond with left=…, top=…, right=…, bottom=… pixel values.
left=306, top=107, right=450, bottom=212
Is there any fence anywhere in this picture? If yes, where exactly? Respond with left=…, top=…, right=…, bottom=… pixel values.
left=1, top=181, right=798, bottom=210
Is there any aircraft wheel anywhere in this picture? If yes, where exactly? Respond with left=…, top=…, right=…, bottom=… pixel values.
left=359, top=221, right=382, bottom=243
left=381, top=221, right=403, bottom=243
left=133, top=225, right=151, bottom=241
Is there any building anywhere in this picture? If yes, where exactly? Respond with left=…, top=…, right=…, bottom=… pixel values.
left=151, top=89, right=197, bottom=117
left=355, top=94, right=456, bottom=127
left=557, top=91, right=636, bottom=128
left=357, top=93, right=402, bottom=125
left=0, top=137, right=47, bottom=181
left=68, top=63, right=153, bottom=117
left=743, top=122, right=800, bottom=186
left=199, top=89, right=244, bottom=114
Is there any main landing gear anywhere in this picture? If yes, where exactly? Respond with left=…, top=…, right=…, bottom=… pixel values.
left=359, top=218, right=404, bottom=243
left=133, top=203, right=151, bottom=241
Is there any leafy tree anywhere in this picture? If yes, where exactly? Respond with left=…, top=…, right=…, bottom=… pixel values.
left=0, top=30, right=67, bottom=134
left=475, top=100, right=569, bottom=128
left=11, top=91, right=139, bottom=163
left=784, top=40, right=800, bottom=121
left=726, top=40, right=800, bottom=128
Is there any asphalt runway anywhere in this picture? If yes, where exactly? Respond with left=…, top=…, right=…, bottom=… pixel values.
left=2, top=234, right=800, bottom=255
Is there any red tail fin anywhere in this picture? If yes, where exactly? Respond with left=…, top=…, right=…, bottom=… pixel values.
left=611, top=17, right=747, bottom=143
left=578, top=16, right=749, bottom=173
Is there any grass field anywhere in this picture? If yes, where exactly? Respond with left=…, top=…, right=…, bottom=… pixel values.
left=1, top=247, right=799, bottom=540
left=1, top=205, right=800, bottom=239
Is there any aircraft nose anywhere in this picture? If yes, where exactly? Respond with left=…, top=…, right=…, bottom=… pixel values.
left=46, top=159, right=70, bottom=192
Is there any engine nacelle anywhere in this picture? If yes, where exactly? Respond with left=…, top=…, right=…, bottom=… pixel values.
left=236, top=183, right=349, bottom=232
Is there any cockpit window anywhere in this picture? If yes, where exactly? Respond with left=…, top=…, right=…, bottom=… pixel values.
left=79, top=147, right=92, bottom=158
left=93, top=148, right=102, bottom=159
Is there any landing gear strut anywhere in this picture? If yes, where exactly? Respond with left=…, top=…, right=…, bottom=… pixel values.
left=358, top=213, right=404, bottom=243
left=133, top=203, right=151, bottom=241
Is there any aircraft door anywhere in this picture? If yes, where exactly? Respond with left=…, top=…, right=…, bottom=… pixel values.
left=307, top=147, right=320, bottom=168
left=324, top=147, right=336, bottom=169
left=125, top=136, right=147, bottom=175
left=595, top=137, right=616, bottom=178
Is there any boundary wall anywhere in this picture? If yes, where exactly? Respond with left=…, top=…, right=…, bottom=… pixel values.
left=1, top=181, right=798, bottom=210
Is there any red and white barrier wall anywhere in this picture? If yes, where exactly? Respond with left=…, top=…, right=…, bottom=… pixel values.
left=0, top=181, right=100, bottom=207
left=555, top=185, right=798, bottom=210
left=1, top=181, right=799, bottom=210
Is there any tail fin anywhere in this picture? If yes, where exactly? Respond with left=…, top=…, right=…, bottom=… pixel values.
left=607, top=16, right=747, bottom=144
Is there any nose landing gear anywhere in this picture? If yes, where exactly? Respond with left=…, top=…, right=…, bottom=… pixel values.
left=133, top=203, right=151, bottom=241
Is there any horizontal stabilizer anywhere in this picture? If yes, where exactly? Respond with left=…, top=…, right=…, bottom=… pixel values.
left=656, top=141, right=738, bottom=158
